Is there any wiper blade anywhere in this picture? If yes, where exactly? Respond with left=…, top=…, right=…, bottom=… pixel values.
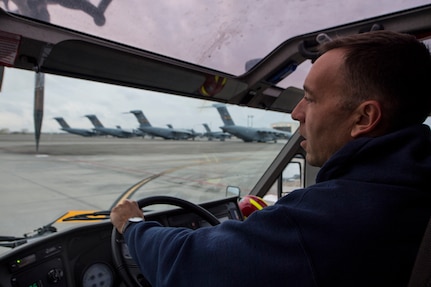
left=0, top=221, right=58, bottom=249
left=61, top=210, right=111, bottom=221
left=0, top=236, right=27, bottom=248
left=24, top=224, right=57, bottom=238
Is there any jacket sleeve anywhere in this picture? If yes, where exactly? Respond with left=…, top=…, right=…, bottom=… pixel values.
left=123, top=205, right=316, bottom=287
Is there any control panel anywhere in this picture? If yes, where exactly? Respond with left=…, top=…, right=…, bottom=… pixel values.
left=10, top=245, right=66, bottom=287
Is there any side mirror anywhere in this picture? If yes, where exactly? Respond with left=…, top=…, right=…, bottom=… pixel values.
left=226, top=186, right=240, bottom=197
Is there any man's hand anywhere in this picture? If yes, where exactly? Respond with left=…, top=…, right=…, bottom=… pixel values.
left=110, top=199, right=145, bottom=234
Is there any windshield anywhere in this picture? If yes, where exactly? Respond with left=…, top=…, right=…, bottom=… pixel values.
left=1, top=0, right=430, bottom=76
left=1, top=0, right=431, bottom=256
left=0, top=67, right=295, bottom=254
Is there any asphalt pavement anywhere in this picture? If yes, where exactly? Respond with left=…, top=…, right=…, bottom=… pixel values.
left=0, top=133, right=285, bottom=254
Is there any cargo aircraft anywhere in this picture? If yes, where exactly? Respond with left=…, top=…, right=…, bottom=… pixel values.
left=53, top=117, right=96, bottom=137
left=166, top=124, right=201, bottom=140
left=213, top=104, right=292, bottom=143
left=201, top=123, right=231, bottom=141
left=84, top=114, right=135, bottom=138
left=129, top=110, right=197, bottom=140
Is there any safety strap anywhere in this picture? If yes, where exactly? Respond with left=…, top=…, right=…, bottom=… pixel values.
left=408, top=216, right=431, bottom=287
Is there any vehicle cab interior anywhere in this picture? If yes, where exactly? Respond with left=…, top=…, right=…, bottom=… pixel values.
left=1, top=1, right=431, bottom=286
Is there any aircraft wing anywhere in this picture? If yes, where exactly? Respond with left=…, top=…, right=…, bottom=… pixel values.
left=63, top=128, right=97, bottom=137
left=257, top=128, right=291, bottom=139
left=94, top=127, right=134, bottom=138
left=171, top=129, right=194, bottom=139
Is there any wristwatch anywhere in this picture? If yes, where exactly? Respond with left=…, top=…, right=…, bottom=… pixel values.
left=121, top=217, right=144, bottom=234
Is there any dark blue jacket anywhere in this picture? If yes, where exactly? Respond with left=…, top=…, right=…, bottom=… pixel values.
left=125, top=124, right=431, bottom=287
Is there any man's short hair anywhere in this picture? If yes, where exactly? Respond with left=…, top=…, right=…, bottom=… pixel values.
left=320, top=30, right=431, bottom=132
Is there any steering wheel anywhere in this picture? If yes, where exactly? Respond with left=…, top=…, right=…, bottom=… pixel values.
left=111, top=196, right=221, bottom=287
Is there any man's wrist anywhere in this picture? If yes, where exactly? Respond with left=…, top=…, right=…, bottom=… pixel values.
left=121, top=217, right=144, bottom=234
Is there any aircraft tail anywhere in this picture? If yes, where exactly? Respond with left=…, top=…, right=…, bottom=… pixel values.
left=130, top=110, right=151, bottom=127
left=202, top=123, right=211, bottom=132
left=54, top=117, right=70, bottom=128
left=213, top=104, right=235, bottom=126
left=167, top=124, right=173, bottom=129
left=84, top=114, right=104, bottom=128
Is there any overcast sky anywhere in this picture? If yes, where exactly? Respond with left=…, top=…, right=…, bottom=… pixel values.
left=0, top=67, right=294, bottom=133
left=1, top=0, right=430, bottom=133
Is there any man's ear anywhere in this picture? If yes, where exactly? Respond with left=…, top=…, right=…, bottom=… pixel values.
left=351, top=100, right=382, bottom=138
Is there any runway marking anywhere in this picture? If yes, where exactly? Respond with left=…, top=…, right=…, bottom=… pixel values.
left=110, top=156, right=246, bottom=207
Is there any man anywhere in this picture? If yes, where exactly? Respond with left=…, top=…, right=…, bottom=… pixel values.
left=111, top=31, right=431, bottom=286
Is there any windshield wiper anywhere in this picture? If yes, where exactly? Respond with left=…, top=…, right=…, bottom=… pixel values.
left=0, top=211, right=111, bottom=249
left=23, top=224, right=57, bottom=238
left=60, top=210, right=111, bottom=221
left=0, top=219, right=59, bottom=248
left=0, top=236, right=28, bottom=248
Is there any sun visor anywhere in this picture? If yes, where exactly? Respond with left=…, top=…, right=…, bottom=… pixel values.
left=0, top=30, right=21, bottom=67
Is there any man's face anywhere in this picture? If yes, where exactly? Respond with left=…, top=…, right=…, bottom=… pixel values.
left=291, top=49, right=358, bottom=167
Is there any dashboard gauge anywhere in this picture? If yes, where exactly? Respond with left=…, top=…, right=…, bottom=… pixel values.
left=82, top=262, right=113, bottom=287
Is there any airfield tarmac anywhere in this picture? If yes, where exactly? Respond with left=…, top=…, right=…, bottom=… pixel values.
left=0, top=133, right=287, bottom=253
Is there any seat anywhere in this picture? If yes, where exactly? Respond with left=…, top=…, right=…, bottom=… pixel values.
left=408, top=217, right=431, bottom=287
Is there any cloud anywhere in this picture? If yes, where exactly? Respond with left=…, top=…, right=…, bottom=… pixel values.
left=1, top=0, right=429, bottom=132
left=0, top=67, right=291, bottom=133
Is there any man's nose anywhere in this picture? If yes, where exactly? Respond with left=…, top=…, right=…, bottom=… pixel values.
left=291, top=99, right=304, bottom=122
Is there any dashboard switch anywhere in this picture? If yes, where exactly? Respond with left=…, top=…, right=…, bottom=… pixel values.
left=47, top=268, right=64, bottom=284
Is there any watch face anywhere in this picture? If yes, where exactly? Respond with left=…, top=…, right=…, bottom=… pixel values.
left=122, top=217, right=143, bottom=233
left=129, top=217, right=143, bottom=222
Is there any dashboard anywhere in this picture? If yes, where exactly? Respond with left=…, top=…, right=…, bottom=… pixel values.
left=0, top=197, right=242, bottom=287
